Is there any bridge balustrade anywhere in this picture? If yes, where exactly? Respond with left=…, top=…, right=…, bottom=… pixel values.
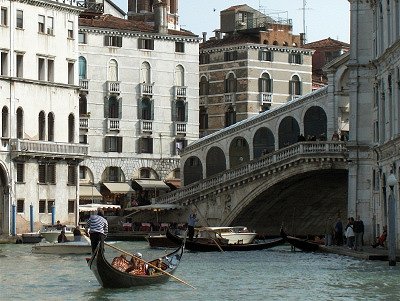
left=156, top=141, right=346, bottom=204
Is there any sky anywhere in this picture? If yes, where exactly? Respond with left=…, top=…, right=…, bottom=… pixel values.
left=114, top=0, right=350, bottom=44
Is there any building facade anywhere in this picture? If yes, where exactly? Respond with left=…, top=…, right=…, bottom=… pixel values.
left=78, top=0, right=200, bottom=209
left=0, top=0, right=85, bottom=234
left=199, top=5, right=313, bottom=137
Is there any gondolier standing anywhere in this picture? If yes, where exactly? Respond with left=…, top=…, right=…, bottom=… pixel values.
left=86, top=209, right=108, bottom=253
left=187, top=212, right=198, bottom=240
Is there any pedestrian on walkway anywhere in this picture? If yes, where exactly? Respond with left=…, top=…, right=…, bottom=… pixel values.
left=345, top=217, right=355, bottom=249
left=334, top=217, right=343, bottom=246
left=324, top=217, right=334, bottom=246
left=353, top=215, right=364, bottom=251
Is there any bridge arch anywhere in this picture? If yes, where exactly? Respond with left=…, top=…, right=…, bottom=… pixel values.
left=278, top=116, right=300, bottom=148
left=303, top=106, right=327, bottom=139
left=229, top=137, right=250, bottom=168
left=183, top=156, right=203, bottom=185
left=206, top=147, right=226, bottom=177
left=253, top=127, right=275, bottom=159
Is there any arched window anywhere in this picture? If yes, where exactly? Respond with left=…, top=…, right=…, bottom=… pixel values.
left=141, top=97, right=152, bottom=120
left=199, top=107, right=208, bottom=130
left=107, top=59, right=118, bottom=81
left=175, top=65, right=184, bottom=86
left=224, top=73, right=237, bottom=93
left=225, top=105, right=236, bottom=127
left=2, top=106, right=8, bottom=138
left=199, top=76, right=209, bottom=96
left=78, top=56, right=87, bottom=80
left=289, top=75, right=302, bottom=97
left=68, top=114, right=74, bottom=143
left=259, top=73, right=273, bottom=93
left=38, top=111, right=46, bottom=141
left=140, top=62, right=151, bottom=83
left=16, top=107, right=23, bottom=139
left=48, top=112, right=54, bottom=142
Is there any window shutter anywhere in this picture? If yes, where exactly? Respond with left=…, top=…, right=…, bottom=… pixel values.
left=138, top=138, right=142, bottom=154
left=104, top=36, right=109, bottom=46
left=289, top=80, right=293, bottom=95
left=288, top=53, right=293, bottom=64
left=149, top=138, right=153, bottom=153
left=300, top=54, right=303, bottom=64
left=104, top=97, right=109, bottom=118
left=104, top=137, right=109, bottom=152
left=38, top=164, right=46, bottom=183
left=117, top=36, right=122, bottom=47
left=233, top=51, right=238, bottom=60
left=150, top=99, right=154, bottom=120
left=185, top=102, right=188, bottom=122
left=117, top=137, right=123, bottom=153
left=258, top=50, right=263, bottom=61
left=258, top=78, right=263, bottom=92
left=171, top=100, right=177, bottom=121
left=118, top=97, right=122, bottom=119
left=270, top=79, right=273, bottom=93
left=234, top=78, right=237, bottom=92
left=138, top=38, right=142, bottom=49
left=137, top=98, right=142, bottom=119
left=298, top=81, right=302, bottom=95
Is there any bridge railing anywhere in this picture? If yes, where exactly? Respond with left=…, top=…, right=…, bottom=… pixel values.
left=156, top=141, right=347, bottom=204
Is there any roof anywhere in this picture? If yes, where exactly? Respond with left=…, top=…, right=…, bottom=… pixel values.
left=105, top=0, right=126, bottom=17
left=200, top=34, right=259, bottom=49
left=79, top=14, right=197, bottom=37
left=303, top=37, right=350, bottom=50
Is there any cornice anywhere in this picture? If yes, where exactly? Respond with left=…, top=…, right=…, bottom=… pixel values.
left=200, top=44, right=314, bottom=55
left=15, top=0, right=84, bottom=14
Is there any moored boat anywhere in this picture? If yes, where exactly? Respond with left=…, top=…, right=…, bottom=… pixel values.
left=280, top=228, right=320, bottom=252
left=20, top=232, right=43, bottom=244
left=166, top=230, right=284, bottom=252
left=31, top=236, right=92, bottom=254
left=198, top=226, right=257, bottom=244
left=39, top=225, right=74, bottom=243
left=87, top=240, right=184, bottom=288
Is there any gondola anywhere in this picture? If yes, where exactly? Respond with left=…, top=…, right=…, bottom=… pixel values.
left=280, top=228, right=320, bottom=252
left=87, top=240, right=184, bottom=288
left=166, top=230, right=284, bottom=252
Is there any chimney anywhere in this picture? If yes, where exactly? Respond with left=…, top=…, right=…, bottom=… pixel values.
left=214, top=29, right=221, bottom=40
left=300, top=33, right=306, bottom=46
left=154, top=0, right=168, bottom=34
left=202, top=32, right=207, bottom=43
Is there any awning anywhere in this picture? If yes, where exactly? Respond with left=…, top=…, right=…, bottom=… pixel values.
left=79, top=185, right=102, bottom=199
left=165, top=179, right=181, bottom=190
left=103, top=182, right=134, bottom=194
left=79, top=203, right=121, bottom=212
left=124, top=203, right=182, bottom=212
left=131, top=180, right=170, bottom=190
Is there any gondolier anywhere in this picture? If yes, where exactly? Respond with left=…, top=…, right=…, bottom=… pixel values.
left=86, top=209, right=108, bottom=253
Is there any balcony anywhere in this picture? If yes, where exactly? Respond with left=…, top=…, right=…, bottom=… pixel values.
left=174, top=86, right=187, bottom=99
left=140, top=83, right=154, bottom=96
left=174, top=122, right=187, bottom=135
left=79, top=79, right=89, bottom=93
left=224, top=93, right=236, bottom=103
left=107, top=118, right=120, bottom=131
left=259, top=92, right=273, bottom=105
left=10, top=139, right=88, bottom=160
left=107, top=81, right=121, bottom=94
left=79, top=116, right=89, bottom=130
left=140, top=120, right=153, bottom=134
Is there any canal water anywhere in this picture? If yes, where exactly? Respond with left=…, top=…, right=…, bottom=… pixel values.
left=1, top=241, right=400, bottom=301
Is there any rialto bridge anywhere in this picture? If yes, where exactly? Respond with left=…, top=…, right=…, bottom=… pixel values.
left=156, top=79, right=351, bottom=235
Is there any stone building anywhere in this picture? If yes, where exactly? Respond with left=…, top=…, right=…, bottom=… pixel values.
left=0, top=0, right=85, bottom=234
left=199, top=4, right=313, bottom=137
left=77, top=0, right=200, bottom=209
left=348, top=0, right=400, bottom=245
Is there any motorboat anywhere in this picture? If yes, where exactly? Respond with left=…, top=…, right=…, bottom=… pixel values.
left=197, top=226, right=257, bottom=244
left=39, top=224, right=74, bottom=243
left=19, top=232, right=43, bottom=244
left=31, top=235, right=91, bottom=255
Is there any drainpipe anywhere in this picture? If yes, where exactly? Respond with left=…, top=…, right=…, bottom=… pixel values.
left=51, top=204, right=55, bottom=225
left=29, top=204, right=33, bottom=232
left=11, top=203, right=16, bottom=236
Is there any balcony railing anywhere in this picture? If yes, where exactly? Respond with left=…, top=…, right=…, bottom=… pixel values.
left=224, top=93, right=236, bottom=103
left=107, top=81, right=121, bottom=94
left=259, top=92, right=273, bottom=104
left=79, top=79, right=89, bottom=92
left=10, top=139, right=88, bottom=159
left=79, top=116, right=89, bottom=129
left=174, top=122, right=187, bottom=135
left=140, top=120, right=153, bottom=133
left=174, top=86, right=187, bottom=98
left=140, top=83, right=154, bottom=96
left=107, top=118, right=120, bottom=131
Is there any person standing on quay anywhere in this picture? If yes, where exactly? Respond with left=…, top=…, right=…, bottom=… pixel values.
left=334, top=218, right=343, bottom=246
left=86, top=209, right=108, bottom=253
left=187, top=212, right=198, bottom=240
left=353, top=215, right=364, bottom=251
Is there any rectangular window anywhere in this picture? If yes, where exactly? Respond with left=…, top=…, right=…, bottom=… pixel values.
left=175, top=41, right=185, bottom=53
left=199, top=53, right=210, bottom=64
left=68, top=200, right=75, bottom=214
left=16, top=10, right=23, bottom=29
left=47, top=59, right=54, bottom=82
left=105, top=136, right=123, bottom=152
left=67, top=20, right=73, bottom=38
left=39, top=200, right=46, bottom=213
left=17, top=199, right=24, bottom=213
left=38, top=163, right=56, bottom=184
left=175, top=139, right=187, bottom=155
left=68, top=165, right=76, bottom=185
left=1, top=52, right=8, bottom=76
left=47, top=200, right=54, bottom=213
left=289, top=53, right=302, bottom=64
left=16, top=53, right=23, bottom=77
left=139, top=137, right=153, bottom=154
left=79, top=134, right=87, bottom=144
left=138, top=38, right=154, bottom=50
left=224, top=51, right=238, bottom=61
left=68, top=61, right=74, bottom=84
left=104, top=35, right=122, bottom=47
left=79, top=166, right=86, bottom=179
left=46, top=16, right=53, bottom=35
left=38, top=57, right=45, bottom=80
left=16, top=162, right=24, bottom=183
left=1, top=7, right=7, bottom=26
left=38, top=15, right=45, bottom=33
left=259, top=50, right=273, bottom=62
left=78, top=32, right=87, bottom=44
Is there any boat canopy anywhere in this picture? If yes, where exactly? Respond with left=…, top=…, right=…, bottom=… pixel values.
left=79, top=203, right=121, bottom=212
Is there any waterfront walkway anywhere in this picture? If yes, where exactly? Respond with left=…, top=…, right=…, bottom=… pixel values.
left=320, top=245, right=400, bottom=262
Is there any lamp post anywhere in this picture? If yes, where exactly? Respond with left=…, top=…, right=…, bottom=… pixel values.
left=387, top=172, right=397, bottom=266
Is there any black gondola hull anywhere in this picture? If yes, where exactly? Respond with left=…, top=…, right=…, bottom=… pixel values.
left=280, top=229, right=320, bottom=252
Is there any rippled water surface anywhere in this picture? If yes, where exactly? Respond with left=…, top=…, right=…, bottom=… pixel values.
left=1, top=241, right=400, bottom=301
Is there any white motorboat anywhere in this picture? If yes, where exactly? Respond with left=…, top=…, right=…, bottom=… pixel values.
left=198, top=226, right=257, bottom=244
left=39, top=224, right=74, bottom=243
left=31, top=236, right=91, bottom=255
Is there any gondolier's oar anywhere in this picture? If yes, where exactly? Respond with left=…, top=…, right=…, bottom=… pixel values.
left=104, top=242, right=196, bottom=289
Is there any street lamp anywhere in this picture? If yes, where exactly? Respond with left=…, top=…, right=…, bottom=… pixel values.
left=387, top=172, right=397, bottom=266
